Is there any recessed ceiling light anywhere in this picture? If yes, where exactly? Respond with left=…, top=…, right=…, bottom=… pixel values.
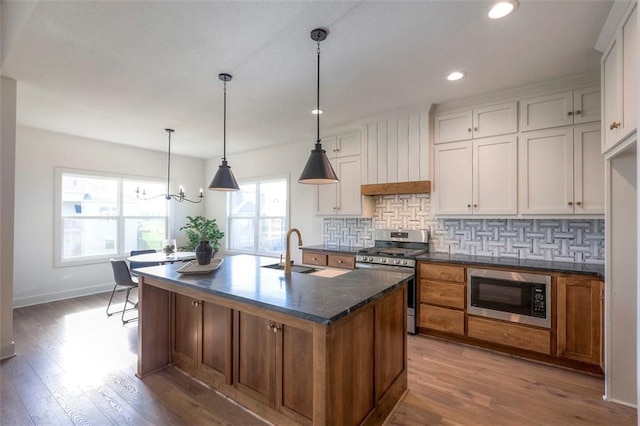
left=312, top=109, right=323, bottom=115
left=488, top=0, right=518, bottom=19
left=447, top=71, right=466, bottom=81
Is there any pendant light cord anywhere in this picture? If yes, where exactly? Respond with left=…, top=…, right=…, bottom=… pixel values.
left=223, top=80, right=227, bottom=161
left=166, top=129, right=172, bottom=196
left=316, top=40, right=321, bottom=145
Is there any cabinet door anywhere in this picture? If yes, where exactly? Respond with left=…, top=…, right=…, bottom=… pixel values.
left=556, top=277, right=603, bottom=366
left=172, top=293, right=199, bottom=367
left=602, top=34, right=622, bottom=153
left=473, top=135, right=518, bottom=215
left=573, top=87, right=601, bottom=124
left=574, top=124, right=604, bottom=214
left=520, top=91, right=574, bottom=132
left=519, top=128, right=574, bottom=214
left=336, top=132, right=360, bottom=157
left=316, top=158, right=338, bottom=215
left=336, top=156, right=362, bottom=215
left=279, top=324, right=313, bottom=421
left=434, top=141, right=472, bottom=215
left=472, top=102, right=518, bottom=139
left=201, top=301, right=232, bottom=382
left=622, top=3, right=638, bottom=135
left=235, top=311, right=276, bottom=407
left=434, top=110, right=473, bottom=144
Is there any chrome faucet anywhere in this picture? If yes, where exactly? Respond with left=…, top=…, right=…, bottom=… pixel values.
left=284, top=228, right=303, bottom=275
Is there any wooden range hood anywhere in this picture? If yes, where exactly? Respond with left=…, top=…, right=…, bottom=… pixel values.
left=361, top=180, right=431, bottom=196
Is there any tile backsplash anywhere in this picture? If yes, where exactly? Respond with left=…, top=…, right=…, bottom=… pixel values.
left=322, top=193, right=604, bottom=264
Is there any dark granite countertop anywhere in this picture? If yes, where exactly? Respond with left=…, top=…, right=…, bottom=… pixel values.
left=136, top=254, right=411, bottom=325
left=300, top=244, right=363, bottom=255
left=416, top=252, right=605, bottom=278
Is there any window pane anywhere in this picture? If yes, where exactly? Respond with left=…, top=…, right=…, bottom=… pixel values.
left=260, top=181, right=287, bottom=217
left=61, top=175, right=117, bottom=216
left=124, top=218, right=166, bottom=253
left=123, top=180, right=167, bottom=216
left=258, top=218, right=285, bottom=253
left=229, top=218, right=254, bottom=251
left=62, top=218, right=117, bottom=258
left=230, top=183, right=256, bottom=215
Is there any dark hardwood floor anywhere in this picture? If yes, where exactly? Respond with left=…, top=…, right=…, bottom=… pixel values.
left=1, top=292, right=636, bottom=425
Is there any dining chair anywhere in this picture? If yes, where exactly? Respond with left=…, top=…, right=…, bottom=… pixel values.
left=106, top=259, right=138, bottom=324
left=129, top=249, right=157, bottom=276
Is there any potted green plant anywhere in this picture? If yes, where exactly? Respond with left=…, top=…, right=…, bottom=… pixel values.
left=179, top=216, right=225, bottom=264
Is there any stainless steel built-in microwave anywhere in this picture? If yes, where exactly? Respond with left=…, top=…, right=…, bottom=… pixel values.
left=467, top=268, right=551, bottom=328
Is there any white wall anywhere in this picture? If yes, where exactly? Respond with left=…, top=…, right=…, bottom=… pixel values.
left=205, top=138, right=335, bottom=265
left=1, top=77, right=17, bottom=359
left=13, top=126, right=206, bottom=307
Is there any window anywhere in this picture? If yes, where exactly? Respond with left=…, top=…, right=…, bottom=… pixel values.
left=227, top=177, right=288, bottom=255
left=55, top=168, right=168, bottom=266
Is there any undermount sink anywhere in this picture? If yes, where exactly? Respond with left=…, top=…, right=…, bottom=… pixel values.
left=261, top=263, right=317, bottom=274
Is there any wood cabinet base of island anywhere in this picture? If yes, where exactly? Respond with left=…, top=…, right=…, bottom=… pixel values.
left=136, top=276, right=407, bottom=426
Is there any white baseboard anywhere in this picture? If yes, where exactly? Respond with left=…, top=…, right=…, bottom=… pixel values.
left=0, top=341, right=15, bottom=360
left=13, top=283, right=114, bottom=308
left=602, top=394, right=638, bottom=409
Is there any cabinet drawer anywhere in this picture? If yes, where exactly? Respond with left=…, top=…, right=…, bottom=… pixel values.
left=302, top=252, right=328, bottom=266
left=327, top=254, right=355, bottom=269
left=420, top=280, right=464, bottom=309
left=467, top=316, right=551, bottom=355
left=419, top=305, right=464, bottom=335
left=419, top=263, right=465, bottom=283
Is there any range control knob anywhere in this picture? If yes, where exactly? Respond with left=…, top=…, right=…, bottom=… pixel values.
left=394, top=259, right=401, bottom=264
left=381, top=258, right=387, bottom=263
left=402, top=260, right=408, bottom=265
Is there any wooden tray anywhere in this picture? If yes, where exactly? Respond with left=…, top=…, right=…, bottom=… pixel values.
left=176, top=258, right=224, bottom=274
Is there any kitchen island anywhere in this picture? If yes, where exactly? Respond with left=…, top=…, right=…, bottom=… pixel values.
left=135, top=254, right=412, bottom=425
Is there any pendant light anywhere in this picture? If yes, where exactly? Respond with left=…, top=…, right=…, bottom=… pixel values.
left=209, top=73, right=240, bottom=191
left=298, top=28, right=339, bottom=185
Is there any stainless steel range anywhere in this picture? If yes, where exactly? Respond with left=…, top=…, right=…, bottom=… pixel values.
left=356, top=229, right=430, bottom=334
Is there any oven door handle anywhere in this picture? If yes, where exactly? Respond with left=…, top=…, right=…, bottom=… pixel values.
left=355, top=262, right=415, bottom=273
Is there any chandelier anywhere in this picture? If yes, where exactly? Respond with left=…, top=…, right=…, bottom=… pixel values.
left=136, top=128, right=203, bottom=203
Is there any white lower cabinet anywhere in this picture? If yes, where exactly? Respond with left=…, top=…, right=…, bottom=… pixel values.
left=434, top=135, right=517, bottom=216
left=519, top=124, right=603, bottom=215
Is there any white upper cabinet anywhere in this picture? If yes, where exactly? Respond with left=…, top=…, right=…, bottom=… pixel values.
left=519, top=125, right=603, bottom=215
left=363, top=111, right=429, bottom=184
left=434, top=135, right=517, bottom=216
left=519, top=87, right=600, bottom=132
left=323, top=132, right=360, bottom=158
left=317, top=131, right=374, bottom=217
left=434, top=101, right=517, bottom=144
left=601, top=2, right=637, bottom=154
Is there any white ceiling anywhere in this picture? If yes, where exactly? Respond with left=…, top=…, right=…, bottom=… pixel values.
left=1, top=0, right=613, bottom=159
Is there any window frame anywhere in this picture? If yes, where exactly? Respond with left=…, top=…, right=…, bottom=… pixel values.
left=226, top=175, right=289, bottom=256
left=54, top=167, right=170, bottom=267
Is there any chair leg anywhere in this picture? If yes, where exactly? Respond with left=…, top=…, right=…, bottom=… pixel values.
left=105, top=284, right=119, bottom=317
left=121, top=287, right=139, bottom=325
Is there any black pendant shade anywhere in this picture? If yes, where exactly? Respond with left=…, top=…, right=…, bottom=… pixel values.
left=298, top=28, right=339, bottom=185
left=209, top=73, right=240, bottom=191
left=299, top=143, right=339, bottom=184
left=209, top=160, right=240, bottom=191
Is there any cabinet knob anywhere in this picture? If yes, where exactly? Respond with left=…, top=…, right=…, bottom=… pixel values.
left=335, top=148, right=340, bottom=152
left=192, top=301, right=200, bottom=307
left=467, top=128, right=472, bottom=132
left=473, top=204, right=478, bottom=208
left=467, top=204, right=471, bottom=208
left=610, top=121, right=621, bottom=130
left=474, top=127, right=478, bottom=132
left=568, top=201, right=573, bottom=206
left=503, top=332, right=510, bottom=338
left=576, top=201, right=582, bottom=206
left=337, top=260, right=343, bottom=264
left=567, top=111, right=573, bottom=116
left=575, top=110, right=581, bottom=115
left=266, top=324, right=280, bottom=334
left=312, top=257, right=317, bottom=261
